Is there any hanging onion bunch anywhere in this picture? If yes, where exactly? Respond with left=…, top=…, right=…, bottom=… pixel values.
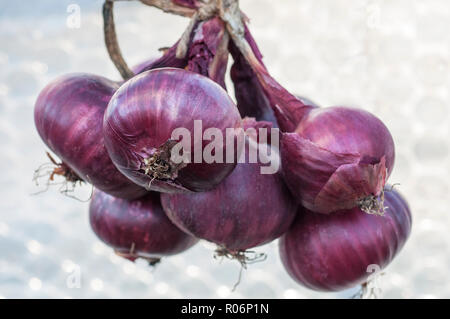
left=32, top=0, right=412, bottom=296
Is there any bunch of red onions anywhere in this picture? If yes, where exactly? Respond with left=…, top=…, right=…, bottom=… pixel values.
left=33, top=0, right=412, bottom=295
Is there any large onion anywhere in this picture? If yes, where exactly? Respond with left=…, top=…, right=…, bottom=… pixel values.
left=103, top=68, right=242, bottom=193
left=279, top=188, right=412, bottom=291
left=282, top=106, right=395, bottom=214
left=161, top=123, right=297, bottom=252
left=34, top=74, right=147, bottom=199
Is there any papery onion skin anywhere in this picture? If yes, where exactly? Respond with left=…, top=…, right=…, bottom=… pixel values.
left=172, top=0, right=198, bottom=8
left=161, top=131, right=297, bottom=251
left=89, top=190, right=198, bottom=261
left=103, top=68, right=242, bottom=193
left=229, top=35, right=277, bottom=125
left=34, top=73, right=147, bottom=199
left=135, top=17, right=228, bottom=90
left=187, top=17, right=229, bottom=90
left=281, top=106, right=395, bottom=214
left=279, top=187, right=412, bottom=292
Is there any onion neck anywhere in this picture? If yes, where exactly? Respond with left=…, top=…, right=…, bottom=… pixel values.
left=220, top=2, right=314, bottom=132
left=105, top=0, right=314, bottom=131
left=103, top=1, right=134, bottom=80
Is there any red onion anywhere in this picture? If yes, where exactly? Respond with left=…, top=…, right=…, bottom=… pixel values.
left=279, top=187, right=412, bottom=291
left=90, top=190, right=198, bottom=263
left=34, top=74, right=147, bottom=199
left=34, top=37, right=194, bottom=199
left=234, top=25, right=395, bottom=214
left=160, top=124, right=297, bottom=252
left=103, top=68, right=242, bottom=193
left=104, top=18, right=232, bottom=194
left=282, top=107, right=395, bottom=214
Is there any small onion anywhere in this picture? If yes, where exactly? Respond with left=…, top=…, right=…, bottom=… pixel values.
left=279, top=187, right=412, bottom=292
left=34, top=73, right=147, bottom=199
left=89, top=190, right=198, bottom=263
left=103, top=68, right=242, bottom=193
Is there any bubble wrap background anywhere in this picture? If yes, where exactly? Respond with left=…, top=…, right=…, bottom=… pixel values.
left=0, top=0, right=449, bottom=299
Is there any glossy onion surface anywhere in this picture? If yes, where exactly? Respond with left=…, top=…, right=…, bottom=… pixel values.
left=34, top=73, right=146, bottom=199
left=282, top=106, right=395, bottom=214
left=89, top=190, right=198, bottom=261
left=279, top=188, right=412, bottom=291
left=103, top=68, right=242, bottom=193
left=161, top=136, right=297, bottom=251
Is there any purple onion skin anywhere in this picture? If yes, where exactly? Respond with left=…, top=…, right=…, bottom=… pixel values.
left=34, top=73, right=147, bottom=199
left=161, top=137, right=297, bottom=251
left=188, top=17, right=228, bottom=90
left=279, top=188, right=412, bottom=292
left=134, top=18, right=228, bottom=91
left=281, top=106, right=395, bottom=214
left=103, top=68, right=242, bottom=193
left=229, top=37, right=277, bottom=125
left=172, top=0, right=197, bottom=7
left=90, top=190, right=198, bottom=260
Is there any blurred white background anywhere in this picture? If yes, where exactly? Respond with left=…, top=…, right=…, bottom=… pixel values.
left=0, top=0, right=449, bottom=298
